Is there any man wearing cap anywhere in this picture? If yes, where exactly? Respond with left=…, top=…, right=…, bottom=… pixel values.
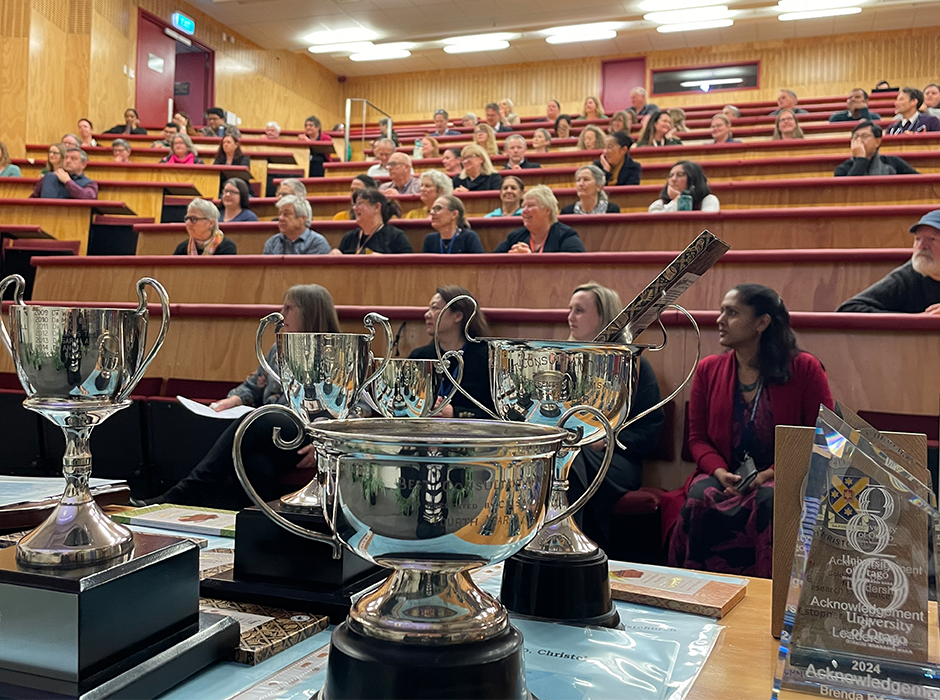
left=837, top=210, right=940, bottom=313
left=834, top=121, right=919, bottom=177
left=430, top=110, right=460, bottom=137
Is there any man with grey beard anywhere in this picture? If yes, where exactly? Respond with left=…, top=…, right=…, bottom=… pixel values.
left=838, top=210, right=940, bottom=313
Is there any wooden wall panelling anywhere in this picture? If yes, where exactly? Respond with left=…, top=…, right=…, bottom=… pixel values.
left=89, top=0, right=136, bottom=130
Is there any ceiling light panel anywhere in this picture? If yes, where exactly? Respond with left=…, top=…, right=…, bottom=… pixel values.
left=777, top=0, right=863, bottom=9
left=304, top=27, right=377, bottom=45
left=778, top=7, right=862, bottom=19
left=444, top=41, right=510, bottom=53
left=638, top=0, right=725, bottom=10
left=546, top=30, right=617, bottom=44
left=541, top=21, right=622, bottom=35
left=656, top=18, right=734, bottom=31
left=644, top=6, right=735, bottom=23
left=442, top=33, right=515, bottom=44
left=308, top=42, right=375, bottom=54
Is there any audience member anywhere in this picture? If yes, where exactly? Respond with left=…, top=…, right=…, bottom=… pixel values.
left=173, top=111, right=197, bottom=136
left=201, top=107, right=228, bottom=137
left=667, top=284, right=833, bottom=577
left=160, top=133, right=204, bottom=164
left=420, top=136, right=441, bottom=159
left=42, top=143, right=65, bottom=174
left=452, top=145, right=502, bottom=192
left=873, top=80, right=892, bottom=91
left=546, top=100, right=562, bottom=123
left=379, top=152, right=421, bottom=195
left=565, top=282, right=664, bottom=545
left=277, top=178, right=309, bottom=200
left=769, top=89, right=808, bottom=115
left=441, top=147, right=463, bottom=178
left=152, top=122, right=180, bottom=148
left=499, top=99, right=521, bottom=126
left=594, top=131, right=642, bottom=186
left=503, top=133, right=541, bottom=169
left=669, top=108, right=691, bottom=133
left=649, top=161, right=720, bottom=212
left=485, top=103, right=513, bottom=133
left=722, top=105, right=741, bottom=120
left=461, top=113, right=478, bottom=127
left=265, top=195, right=330, bottom=255
left=333, top=188, right=412, bottom=255
left=561, top=165, right=620, bottom=215
left=61, top=134, right=81, bottom=149
left=829, top=88, right=881, bottom=122
left=377, top=118, right=400, bottom=146
left=423, top=196, right=485, bottom=254
left=772, top=109, right=804, bottom=140
left=834, top=121, right=919, bottom=176
left=886, top=86, right=940, bottom=134
left=333, top=174, right=376, bottom=220
left=30, top=147, right=97, bottom=199
left=608, top=110, right=634, bottom=135
left=576, top=125, right=606, bottom=151
left=220, top=178, right=259, bottom=222
left=264, top=121, right=281, bottom=139
left=630, top=87, right=658, bottom=117
left=174, top=198, right=236, bottom=255
left=531, top=128, right=552, bottom=152
left=555, top=114, right=573, bottom=140
left=213, top=133, right=251, bottom=167
left=104, top=108, right=147, bottom=134
left=637, top=111, right=682, bottom=147
left=299, top=115, right=334, bottom=177
left=924, top=84, right=940, bottom=117
left=481, top=175, right=524, bottom=217
left=710, top=114, right=740, bottom=144
left=837, top=210, right=940, bottom=313
left=404, top=170, right=453, bottom=219
left=367, top=138, right=395, bottom=177
left=410, top=287, right=494, bottom=419
left=473, top=123, right=499, bottom=156
left=77, top=119, right=97, bottom=147
left=494, top=185, right=584, bottom=253
left=112, top=138, right=131, bottom=162
left=0, top=142, right=21, bottom=177
left=431, top=109, right=460, bottom=137
left=581, top=96, right=606, bottom=120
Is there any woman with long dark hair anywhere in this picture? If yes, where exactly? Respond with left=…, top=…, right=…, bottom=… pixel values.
left=332, top=188, right=412, bottom=254
left=213, top=133, right=251, bottom=167
left=666, top=285, right=833, bottom=577
left=648, top=161, right=720, bottom=212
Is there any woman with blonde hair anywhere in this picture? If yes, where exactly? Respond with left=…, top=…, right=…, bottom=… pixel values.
left=608, top=110, right=634, bottom=135
left=499, top=98, right=521, bottom=127
left=420, top=135, right=441, bottom=159
left=668, top=108, right=691, bottom=133
left=473, top=123, right=499, bottom=156
left=41, top=143, right=65, bottom=174
left=772, top=109, right=805, bottom=140
left=493, top=184, right=585, bottom=253
left=0, top=141, right=21, bottom=177
left=452, top=144, right=502, bottom=191
left=531, top=128, right=552, bottom=153
left=582, top=96, right=606, bottom=120
left=577, top=125, right=607, bottom=151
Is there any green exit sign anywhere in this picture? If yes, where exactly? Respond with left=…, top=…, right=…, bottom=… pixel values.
left=171, top=12, right=195, bottom=35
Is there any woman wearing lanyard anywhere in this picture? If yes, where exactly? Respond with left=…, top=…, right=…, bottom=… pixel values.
left=666, top=284, right=834, bottom=577
left=408, top=286, right=495, bottom=419
left=422, top=196, right=485, bottom=254
left=332, top=188, right=412, bottom=255
left=493, top=185, right=585, bottom=254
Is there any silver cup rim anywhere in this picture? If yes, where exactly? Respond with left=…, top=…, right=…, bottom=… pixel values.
left=483, top=337, right=654, bottom=351
left=277, top=330, right=373, bottom=339
left=309, top=417, right=569, bottom=446
left=11, top=304, right=149, bottom=314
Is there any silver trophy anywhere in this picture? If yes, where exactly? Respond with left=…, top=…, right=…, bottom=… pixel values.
left=364, top=353, right=464, bottom=418
left=253, top=311, right=393, bottom=513
left=0, top=275, right=170, bottom=568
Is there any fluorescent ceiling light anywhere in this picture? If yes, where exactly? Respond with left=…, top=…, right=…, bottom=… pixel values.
left=444, top=41, right=510, bottom=53
left=777, top=0, right=862, bottom=9
left=442, top=32, right=514, bottom=44
left=308, top=42, right=374, bottom=54
left=546, top=30, right=617, bottom=43
left=541, top=21, right=622, bottom=35
left=645, top=6, right=734, bottom=23
left=639, top=0, right=724, bottom=10
left=679, top=78, right=743, bottom=87
left=304, top=27, right=377, bottom=45
left=656, top=18, right=734, bottom=31
left=349, top=43, right=414, bottom=61
left=778, top=6, right=862, bottom=19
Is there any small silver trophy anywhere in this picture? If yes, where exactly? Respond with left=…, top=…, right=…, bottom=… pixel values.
left=0, top=275, right=169, bottom=568
left=365, top=354, right=464, bottom=418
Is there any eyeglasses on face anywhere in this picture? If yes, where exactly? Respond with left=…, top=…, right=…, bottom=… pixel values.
left=184, top=216, right=208, bottom=223
left=222, top=188, right=240, bottom=195
left=429, top=205, right=451, bottom=213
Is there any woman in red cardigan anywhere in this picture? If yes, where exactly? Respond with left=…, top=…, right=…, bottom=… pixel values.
left=667, top=284, right=834, bottom=578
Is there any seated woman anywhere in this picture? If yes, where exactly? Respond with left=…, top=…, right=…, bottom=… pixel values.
left=581, top=96, right=606, bottom=120
left=41, top=143, right=65, bottom=174
left=441, top=147, right=463, bottom=178
left=565, top=282, right=664, bottom=545
left=494, top=185, right=585, bottom=253
left=173, top=111, right=198, bottom=137
left=485, top=175, right=524, bottom=217
left=473, top=123, right=499, bottom=156
left=667, top=284, right=834, bottom=577
left=140, top=285, right=341, bottom=509
left=461, top=113, right=478, bottom=127
left=710, top=114, right=740, bottom=144
left=420, top=136, right=441, bottom=159
left=608, top=110, right=634, bottom=135
left=531, top=128, right=552, bottom=153
left=77, top=119, right=97, bottom=148
left=648, top=161, right=720, bottom=212
left=220, top=178, right=259, bottom=222
left=160, top=133, right=204, bottom=164
left=499, top=98, right=521, bottom=127
left=555, top=114, right=573, bottom=140
left=0, top=141, right=22, bottom=177
left=174, top=198, right=237, bottom=255
left=773, top=109, right=805, bottom=140
left=423, top=196, right=484, bottom=254
left=593, top=131, right=641, bottom=186
left=669, top=108, right=691, bottom=133
left=104, top=108, right=147, bottom=134
left=213, top=133, right=251, bottom=168
left=405, top=169, right=453, bottom=219
left=576, top=125, right=606, bottom=151
left=61, top=133, right=81, bottom=149
left=409, top=286, right=495, bottom=419
left=637, top=111, right=682, bottom=147
left=452, top=145, right=503, bottom=192
left=112, top=139, right=131, bottom=163
left=332, top=174, right=376, bottom=220
left=561, top=165, right=621, bottom=214
left=332, top=188, right=412, bottom=255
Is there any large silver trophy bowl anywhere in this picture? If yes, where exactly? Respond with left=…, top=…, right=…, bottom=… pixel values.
left=0, top=275, right=170, bottom=568
left=254, top=311, right=393, bottom=512
left=364, top=353, right=464, bottom=418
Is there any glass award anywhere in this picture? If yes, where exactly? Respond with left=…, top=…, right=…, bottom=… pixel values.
left=773, top=405, right=939, bottom=699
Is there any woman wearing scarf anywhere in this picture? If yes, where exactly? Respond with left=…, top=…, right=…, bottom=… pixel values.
left=174, top=198, right=237, bottom=255
left=560, top=165, right=621, bottom=214
left=160, top=133, right=204, bottom=165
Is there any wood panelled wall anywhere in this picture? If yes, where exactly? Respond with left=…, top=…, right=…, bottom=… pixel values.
left=343, top=27, right=940, bottom=121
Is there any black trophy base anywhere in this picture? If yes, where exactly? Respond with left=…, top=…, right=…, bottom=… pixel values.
left=500, top=548, right=620, bottom=628
left=319, top=622, right=529, bottom=700
left=0, top=612, right=240, bottom=699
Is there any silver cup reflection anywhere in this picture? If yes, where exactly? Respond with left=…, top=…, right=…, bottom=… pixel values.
left=0, top=275, right=170, bottom=568
left=254, top=311, right=393, bottom=512
left=365, top=353, right=463, bottom=418
left=233, top=413, right=614, bottom=647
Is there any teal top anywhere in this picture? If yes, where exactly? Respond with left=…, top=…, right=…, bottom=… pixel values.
left=0, top=164, right=21, bottom=178
left=484, top=206, right=522, bottom=218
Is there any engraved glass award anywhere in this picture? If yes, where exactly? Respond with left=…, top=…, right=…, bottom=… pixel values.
left=773, top=405, right=939, bottom=699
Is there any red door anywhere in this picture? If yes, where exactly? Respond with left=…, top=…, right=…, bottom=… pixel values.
left=601, top=58, right=647, bottom=114
left=136, top=15, right=177, bottom=128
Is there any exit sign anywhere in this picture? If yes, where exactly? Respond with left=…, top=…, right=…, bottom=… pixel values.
left=171, top=12, right=195, bottom=35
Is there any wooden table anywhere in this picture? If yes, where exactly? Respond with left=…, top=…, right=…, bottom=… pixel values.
left=0, top=198, right=133, bottom=254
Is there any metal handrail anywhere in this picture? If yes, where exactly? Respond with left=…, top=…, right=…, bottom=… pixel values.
left=344, top=98, right=393, bottom=163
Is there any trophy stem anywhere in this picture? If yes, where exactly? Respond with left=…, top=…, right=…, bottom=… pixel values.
left=524, top=449, right=598, bottom=556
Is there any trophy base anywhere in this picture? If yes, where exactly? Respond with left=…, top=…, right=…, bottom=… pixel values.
left=0, top=612, right=239, bottom=699
left=500, top=548, right=620, bottom=628
left=319, top=621, right=529, bottom=700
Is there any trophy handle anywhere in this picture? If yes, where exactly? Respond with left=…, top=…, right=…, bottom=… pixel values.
left=0, top=274, right=26, bottom=359
left=118, top=277, right=170, bottom=402
left=232, top=404, right=342, bottom=558
left=427, top=350, right=464, bottom=417
left=433, top=294, right=500, bottom=420
left=615, top=304, right=701, bottom=450
left=255, top=312, right=283, bottom=382
left=359, top=312, right=393, bottom=396
left=542, top=404, right=615, bottom=529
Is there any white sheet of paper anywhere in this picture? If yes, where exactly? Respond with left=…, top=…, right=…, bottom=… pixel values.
left=177, top=395, right=253, bottom=420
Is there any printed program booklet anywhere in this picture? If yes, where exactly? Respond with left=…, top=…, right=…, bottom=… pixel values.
left=111, top=504, right=236, bottom=537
